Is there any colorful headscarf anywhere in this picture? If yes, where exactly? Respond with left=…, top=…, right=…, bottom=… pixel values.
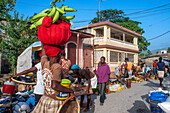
left=71, top=64, right=81, bottom=70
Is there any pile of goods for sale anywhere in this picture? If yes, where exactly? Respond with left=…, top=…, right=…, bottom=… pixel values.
left=108, top=82, right=126, bottom=93
left=0, top=88, right=36, bottom=113
left=130, top=76, right=144, bottom=83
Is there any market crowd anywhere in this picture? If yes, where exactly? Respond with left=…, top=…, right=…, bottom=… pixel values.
left=114, top=57, right=170, bottom=87
left=1, top=48, right=169, bottom=113
left=0, top=16, right=169, bottom=113
left=10, top=49, right=111, bottom=112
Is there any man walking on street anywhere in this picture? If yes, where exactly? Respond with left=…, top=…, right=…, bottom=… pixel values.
left=96, top=56, right=111, bottom=106
left=157, top=57, right=165, bottom=87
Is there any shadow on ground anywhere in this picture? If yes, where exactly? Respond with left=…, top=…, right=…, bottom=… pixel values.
left=143, top=80, right=159, bottom=90
left=80, top=94, right=98, bottom=113
left=141, top=94, right=149, bottom=103
left=127, top=100, right=150, bottom=113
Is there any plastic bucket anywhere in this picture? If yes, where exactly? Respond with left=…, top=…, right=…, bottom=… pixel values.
left=56, top=79, right=71, bottom=100
left=3, top=79, right=15, bottom=94
left=150, top=101, right=164, bottom=113
left=150, top=92, right=167, bottom=102
left=149, top=92, right=167, bottom=113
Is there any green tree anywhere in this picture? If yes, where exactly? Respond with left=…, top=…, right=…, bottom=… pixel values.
left=0, top=12, right=38, bottom=74
left=90, top=9, right=124, bottom=23
left=167, top=47, right=170, bottom=53
left=0, top=0, right=16, bottom=18
left=138, top=53, right=144, bottom=58
left=90, top=9, right=150, bottom=52
left=147, top=50, right=152, bottom=56
left=156, top=51, right=159, bottom=54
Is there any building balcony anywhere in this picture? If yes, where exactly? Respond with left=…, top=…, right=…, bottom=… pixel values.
left=94, top=37, right=138, bottom=50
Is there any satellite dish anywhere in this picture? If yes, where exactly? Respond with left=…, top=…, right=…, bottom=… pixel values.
left=70, top=21, right=74, bottom=27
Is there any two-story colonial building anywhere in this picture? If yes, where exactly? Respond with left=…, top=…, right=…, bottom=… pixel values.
left=74, top=21, right=141, bottom=71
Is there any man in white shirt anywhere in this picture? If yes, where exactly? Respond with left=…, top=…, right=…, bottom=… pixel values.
left=13, top=62, right=44, bottom=105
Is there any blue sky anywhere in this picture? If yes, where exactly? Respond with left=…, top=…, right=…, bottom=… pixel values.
left=15, top=0, right=170, bottom=51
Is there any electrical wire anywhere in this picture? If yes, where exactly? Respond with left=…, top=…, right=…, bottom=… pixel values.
left=128, top=8, right=170, bottom=16
left=16, top=1, right=170, bottom=25
left=125, top=3, right=170, bottom=16
left=149, top=17, right=170, bottom=27
left=148, top=31, right=170, bottom=41
left=73, top=10, right=170, bottom=24
left=73, top=20, right=92, bottom=23
left=72, top=10, right=170, bottom=24
left=131, top=10, right=170, bottom=19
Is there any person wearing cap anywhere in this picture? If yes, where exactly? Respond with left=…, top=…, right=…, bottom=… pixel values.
left=157, top=57, right=165, bottom=87
left=32, top=44, right=74, bottom=113
left=71, top=64, right=94, bottom=112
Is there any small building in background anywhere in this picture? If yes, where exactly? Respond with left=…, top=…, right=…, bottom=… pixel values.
left=74, top=21, right=141, bottom=71
left=161, top=50, right=167, bottom=54
left=141, top=54, right=170, bottom=67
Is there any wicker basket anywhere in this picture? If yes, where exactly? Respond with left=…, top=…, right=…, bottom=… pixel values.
left=11, top=78, right=36, bottom=85
left=57, top=97, right=80, bottom=113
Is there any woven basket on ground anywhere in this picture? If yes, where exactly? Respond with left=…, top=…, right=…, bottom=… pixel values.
left=57, top=97, right=80, bottom=113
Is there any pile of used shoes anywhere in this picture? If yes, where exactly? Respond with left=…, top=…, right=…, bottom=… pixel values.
left=0, top=90, right=35, bottom=113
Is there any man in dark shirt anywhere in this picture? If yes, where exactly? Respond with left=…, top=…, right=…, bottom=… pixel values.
left=157, top=57, right=165, bottom=87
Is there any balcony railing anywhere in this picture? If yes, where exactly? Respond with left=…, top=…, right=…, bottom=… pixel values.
left=109, top=38, right=136, bottom=48
left=94, top=38, right=137, bottom=48
left=94, top=38, right=104, bottom=43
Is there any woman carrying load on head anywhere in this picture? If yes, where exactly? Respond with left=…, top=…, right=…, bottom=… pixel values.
left=32, top=16, right=74, bottom=113
left=32, top=44, right=74, bottom=113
